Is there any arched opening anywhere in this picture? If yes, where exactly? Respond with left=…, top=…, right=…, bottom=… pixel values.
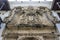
left=21, top=37, right=39, bottom=40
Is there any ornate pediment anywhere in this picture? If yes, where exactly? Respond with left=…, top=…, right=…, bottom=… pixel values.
left=3, top=6, right=57, bottom=27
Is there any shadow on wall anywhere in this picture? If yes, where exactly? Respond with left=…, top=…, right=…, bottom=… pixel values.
left=52, top=0, right=60, bottom=10
left=0, top=0, right=10, bottom=11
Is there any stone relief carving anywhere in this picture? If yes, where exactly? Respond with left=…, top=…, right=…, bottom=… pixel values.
left=2, top=6, right=58, bottom=40
left=3, top=6, right=57, bottom=27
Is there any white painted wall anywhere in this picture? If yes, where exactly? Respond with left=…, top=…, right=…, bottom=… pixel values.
left=9, top=1, right=52, bottom=9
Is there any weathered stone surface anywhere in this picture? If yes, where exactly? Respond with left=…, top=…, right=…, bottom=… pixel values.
left=2, top=6, right=58, bottom=40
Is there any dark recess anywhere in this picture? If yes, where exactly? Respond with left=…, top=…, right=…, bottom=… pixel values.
left=0, top=0, right=10, bottom=11
left=52, top=0, right=60, bottom=10
left=57, top=13, right=60, bottom=18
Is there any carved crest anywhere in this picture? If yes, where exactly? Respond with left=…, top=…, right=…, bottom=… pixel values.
left=3, top=6, right=57, bottom=27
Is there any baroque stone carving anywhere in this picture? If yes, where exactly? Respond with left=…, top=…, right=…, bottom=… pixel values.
left=3, top=6, right=57, bottom=27
left=2, top=6, right=58, bottom=40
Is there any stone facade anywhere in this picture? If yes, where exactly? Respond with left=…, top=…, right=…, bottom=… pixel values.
left=2, top=6, right=58, bottom=40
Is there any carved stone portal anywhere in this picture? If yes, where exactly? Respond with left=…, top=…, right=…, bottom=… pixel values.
left=2, top=6, right=58, bottom=40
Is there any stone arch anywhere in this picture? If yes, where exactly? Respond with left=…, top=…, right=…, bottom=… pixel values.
left=19, top=37, right=39, bottom=40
